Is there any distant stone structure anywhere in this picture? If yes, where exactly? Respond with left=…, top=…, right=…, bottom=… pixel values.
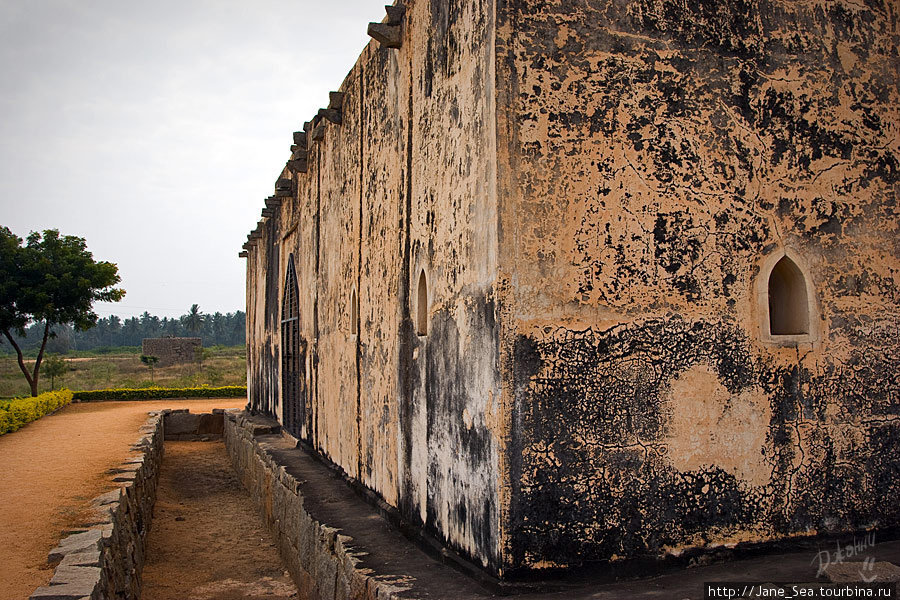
left=240, top=0, right=900, bottom=581
left=141, top=338, right=201, bottom=367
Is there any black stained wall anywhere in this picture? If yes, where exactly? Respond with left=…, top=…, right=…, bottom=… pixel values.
left=497, top=0, right=900, bottom=573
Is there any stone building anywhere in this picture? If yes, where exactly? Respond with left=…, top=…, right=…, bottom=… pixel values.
left=240, top=0, right=900, bottom=579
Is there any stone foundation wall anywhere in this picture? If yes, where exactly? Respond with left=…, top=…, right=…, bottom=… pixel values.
left=224, top=411, right=406, bottom=600
left=164, top=408, right=225, bottom=441
left=31, top=411, right=165, bottom=600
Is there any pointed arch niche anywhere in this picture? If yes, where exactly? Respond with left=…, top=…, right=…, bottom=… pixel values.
left=757, top=248, right=818, bottom=345
left=350, top=287, right=359, bottom=336
left=416, top=270, right=428, bottom=336
left=281, top=255, right=305, bottom=438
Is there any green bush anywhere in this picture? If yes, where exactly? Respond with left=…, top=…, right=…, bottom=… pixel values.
left=0, top=390, right=74, bottom=435
left=72, top=385, right=246, bottom=402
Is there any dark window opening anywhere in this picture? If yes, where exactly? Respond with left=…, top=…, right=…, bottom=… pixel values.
left=351, top=288, right=359, bottom=335
left=768, top=255, right=810, bottom=335
left=281, top=256, right=306, bottom=438
left=416, top=270, right=428, bottom=336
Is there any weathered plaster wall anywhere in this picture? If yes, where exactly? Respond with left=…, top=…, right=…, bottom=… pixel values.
left=246, top=0, right=502, bottom=573
left=315, top=63, right=363, bottom=482
left=497, top=0, right=900, bottom=573
left=247, top=220, right=275, bottom=417
left=406, top=0, right=502, bottom=569
left=356, top=42, right=406, bottom=508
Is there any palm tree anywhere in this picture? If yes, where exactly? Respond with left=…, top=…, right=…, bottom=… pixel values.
left=182, top=304, right=205, bottom=337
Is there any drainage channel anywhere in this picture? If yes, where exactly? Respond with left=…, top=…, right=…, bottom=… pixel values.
left=140, top=438, right=299, bottom=600
left=29, top=409, right=301, bottom=600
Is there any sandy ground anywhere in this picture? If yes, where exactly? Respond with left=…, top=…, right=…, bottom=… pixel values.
left=142, top=441, right=298, bottom=600
left=0, top=398, right=245, bottom=600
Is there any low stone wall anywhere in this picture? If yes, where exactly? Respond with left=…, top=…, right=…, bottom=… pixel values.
left=224, top=412, right=404, bottom=600
left=164, top=408, right=225, bottom=440
left=31, top=412, right=165, bottom=600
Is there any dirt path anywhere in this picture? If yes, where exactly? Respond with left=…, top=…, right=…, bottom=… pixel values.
left=141, top=441, right=298, bottom=600
left=0, top=398, right=245, bottom=600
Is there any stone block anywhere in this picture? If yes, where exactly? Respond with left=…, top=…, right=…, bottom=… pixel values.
left=348, top=567, right=371, bottom=600
left=318, top=107, right=342, bottom=125
left=164, top=412, right=201, bottom=436
left=314, top=551, right=337, bottom=600
left=107, top=464, right=141, bottom=475
left=384, top=5, right=405, bottom=25
left=83, top=504, right=115, bottom=527
left=49, top=530, right=102, bottom=565
left=59, top=550, right=102, bottom=568
left=197, top=413, right=224, bottom=435
left=91, top=489, right=121, bottom=508
left=49, top=565, right=101, bottom=587
left=328, top=91, right=344, bottom=111
left=30, top=584, right=96, bottom=600
left=367, top=23, right=401, bottom=48
left=375, top=583, right=408, bottom=600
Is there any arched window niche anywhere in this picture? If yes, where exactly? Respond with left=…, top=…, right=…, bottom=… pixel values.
left=416, top=270, right=428, bottom=337
left=350, top=287, right=359, bottom=336
left=281, top=255, right=305, bottom=438
left=758, top=248, right=818, bottom=345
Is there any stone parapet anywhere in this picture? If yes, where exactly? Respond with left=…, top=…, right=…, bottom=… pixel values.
left=30, top=412, right=165, bottom=600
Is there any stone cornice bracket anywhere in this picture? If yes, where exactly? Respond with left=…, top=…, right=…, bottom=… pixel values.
left=265, top=195, right=283, bottom=209
left=261, top=208, right=274, bottom=218
left=287, top=131, right=309, bottom=174
left=287, top=156, right=308, bottom=174
left=329, top=91, right=344, bottom=111
left=274, top=178, right=293, bottom=198
left=317, top=92, right=345, bottom=125
left=302, top=119, right=325, bottom=147
left=310, top=124, right=326, bottom=143
left=238, top=250, right=248, bottom=258
left=368, top=5, right=405, bottom=48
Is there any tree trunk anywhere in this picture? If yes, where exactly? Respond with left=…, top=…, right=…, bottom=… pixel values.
left=3, top=321, right=51, bottom=397
left=29, top=322, right=52, bottom=397
left=3, top=329, right=35, bottom=396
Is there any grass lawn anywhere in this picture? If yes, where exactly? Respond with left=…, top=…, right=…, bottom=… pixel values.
left=0, top=345, right=246, bottom=398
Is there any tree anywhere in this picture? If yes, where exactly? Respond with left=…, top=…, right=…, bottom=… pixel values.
left=42, top=354, right=68, bottom=389
left=182, top=303, right=205, bottom=336
left=140, top=354, right=159, bottom=382
left=0, top=227, right=125, bottom=396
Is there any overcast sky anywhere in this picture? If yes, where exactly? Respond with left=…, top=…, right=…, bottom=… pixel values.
left=0, top=0, right=386, bottom=319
